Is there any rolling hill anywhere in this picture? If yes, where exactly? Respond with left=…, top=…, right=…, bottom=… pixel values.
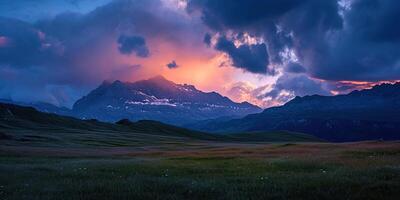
left=0, top=103, right=321, bottom=147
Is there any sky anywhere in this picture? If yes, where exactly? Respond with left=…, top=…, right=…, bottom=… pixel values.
left=0, top=0, right=399, bottom=108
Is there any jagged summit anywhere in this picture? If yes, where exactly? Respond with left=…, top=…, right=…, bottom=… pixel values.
left=147, top=75, right=169, bottom=82
left=140, top=75, right=174, bottom=85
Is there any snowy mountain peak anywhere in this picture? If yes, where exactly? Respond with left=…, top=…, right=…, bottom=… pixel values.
left=72, top=77, right=262, bottom=125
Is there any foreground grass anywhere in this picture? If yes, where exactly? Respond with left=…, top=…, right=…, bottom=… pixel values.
left=1, top=142, right=400, bottom=200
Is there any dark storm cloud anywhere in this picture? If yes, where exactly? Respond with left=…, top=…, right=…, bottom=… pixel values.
left=186, top=0, right=400, bottom=107
left=0, top=17, right=60, bottom=67
left=166, top=60, right=178, bottom=69
left=264, top=74, right=331, bottom=103
left=203, top=33, right=211, bottom=47
left=0, top=0, right=206, bottom=106
left=188, top=0, right=400, bottom=82
left=349, top=0, right=400, bottom=43
left=187, top=0, right=304, bottom=31
left=310, top=0, right=400, bottom=81
left=0, top=0, right=158, bottom=93
left=117, top=35, right=149, bottom=57
left=187, top=0, right=342, bottom=75
left=215, top=36, right=272, bottom=74
left=285, top=62, right=306, bottom=73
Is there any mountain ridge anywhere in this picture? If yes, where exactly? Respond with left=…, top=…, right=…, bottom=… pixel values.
left=0, top=76, right=262, bottom=125
left=192, top=82, right=400, bottom=142
left=72, top=76, right=262, bottom=125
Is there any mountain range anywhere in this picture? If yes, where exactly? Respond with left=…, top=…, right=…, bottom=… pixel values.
left=1, top=76, right=261, bottom=125
left=193, top=83, right=400, bottom=142
left=2, top=77, right=400, bottom=142
left=0, top=99, right=72, bottom=116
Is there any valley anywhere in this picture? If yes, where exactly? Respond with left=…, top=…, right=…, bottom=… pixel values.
left=1, top=102, right=400, bottom=200
left=2, top=1, right=400, bottom=199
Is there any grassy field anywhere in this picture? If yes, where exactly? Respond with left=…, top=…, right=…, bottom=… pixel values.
left=1, top=103, right=400, bottom=199
left=1, top=141, right=400, bottom=200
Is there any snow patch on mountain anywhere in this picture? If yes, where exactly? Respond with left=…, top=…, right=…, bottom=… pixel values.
left=125, top=99, right=177, bottom=107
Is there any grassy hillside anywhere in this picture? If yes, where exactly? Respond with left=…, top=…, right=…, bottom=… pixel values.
left=229, top=131, right=322, bottom=142
left=0, top=103, right=321, bottom=148
left=1, top=103, right=399, bottom=199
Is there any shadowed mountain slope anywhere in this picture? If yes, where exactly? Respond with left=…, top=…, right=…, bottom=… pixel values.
left=194, top=83, right=400, bottom=142
left=72, top=76, right=262, bottom=125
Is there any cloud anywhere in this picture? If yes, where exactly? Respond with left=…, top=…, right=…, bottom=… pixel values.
left=203, top=33, right=211, bottom=47
left=224, top=79, right=327, bottom=108
left=166, top=60, right=178, bottom=69
left=188, top=0, right=400, bottom=82
left=2, top=0, right=399, bottom=109
left=284, top=62, right=306, bottom=73
left=0, top=36, right=11, bottom=47
left=225, top=73, right=333, bottom=108
left=187, top=0, right=341, bottom=74
left=0, top=0, right=112, bottom=22
left=0, top=0, right=210, bottom=107
left=327, top=80, right=395, bottom=95
left=231, top=74, right=331, bottom=108
left=0, top=17, right=61, bottom=67
left=187, top=0, right=304, bottom=31
left=308, top=0, right=400, bottom=81
left=117, top=35, right=149, bottom=57
left=264, top=74, right=331, bottom=104
left=225, top=81, right=271, bottom=108
left=215, top=36, right=272, bottom=74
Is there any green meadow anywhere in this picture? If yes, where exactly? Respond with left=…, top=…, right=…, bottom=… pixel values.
left=1, top=104, right=399, bottom=199
left=1, top=141, right=400, bottom=200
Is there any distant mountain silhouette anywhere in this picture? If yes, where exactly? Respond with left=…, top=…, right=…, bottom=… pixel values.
left=0, top=99, right=71, bottom=116
left=72, top=76, right=262, bottom=125
left=193, top=82, right=400, bottom=142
